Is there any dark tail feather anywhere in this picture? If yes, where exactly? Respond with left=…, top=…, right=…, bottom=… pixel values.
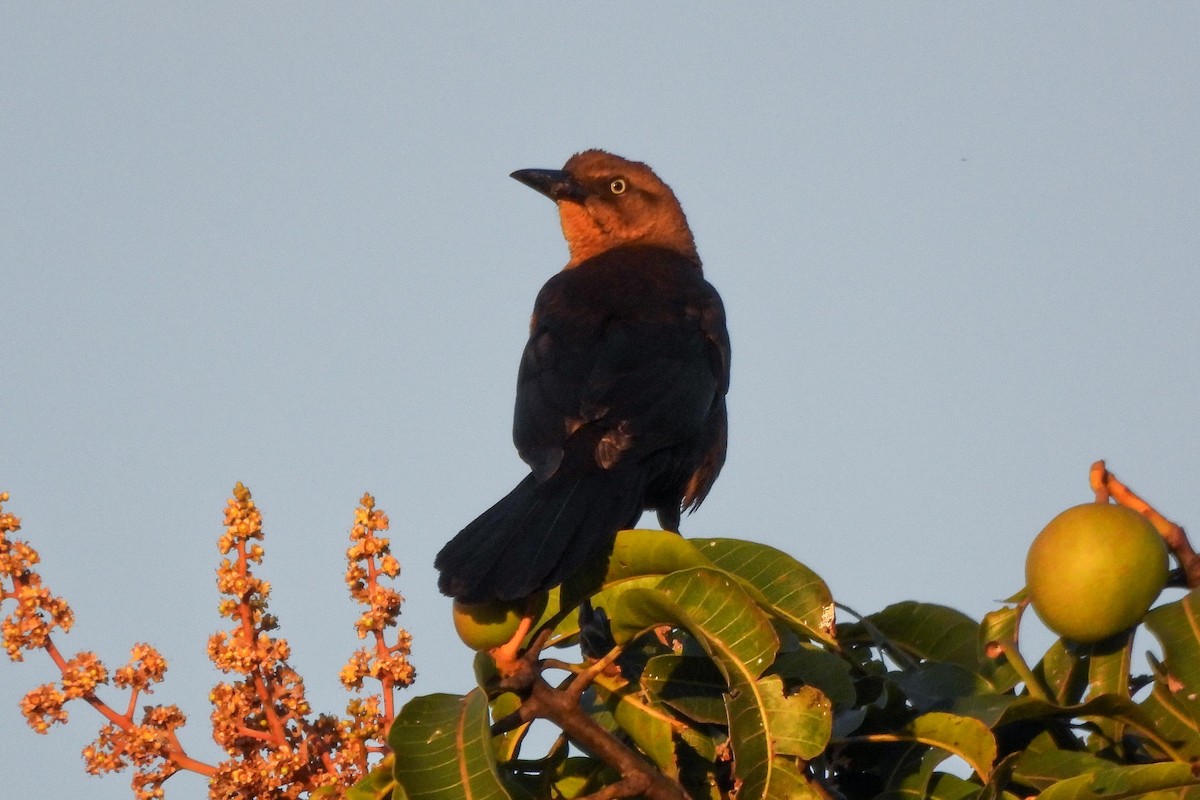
left=436, top=468, right=646, bottom=602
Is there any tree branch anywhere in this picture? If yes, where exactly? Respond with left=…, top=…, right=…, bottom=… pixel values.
left=1090, top=460, right=1200, bottom=588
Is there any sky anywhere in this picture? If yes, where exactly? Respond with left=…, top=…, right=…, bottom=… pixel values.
left=2, top=5, right=1199, bottom=797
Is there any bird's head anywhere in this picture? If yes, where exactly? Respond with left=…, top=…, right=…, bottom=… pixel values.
left=511, top=150, right=698, bottom=268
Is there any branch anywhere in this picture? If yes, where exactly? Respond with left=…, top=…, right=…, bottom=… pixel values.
left=1090, top=460, right=1200, bottom=588
left=492, top=631, right=688, bottom=800
left=520, top=675, right=689, bottom=800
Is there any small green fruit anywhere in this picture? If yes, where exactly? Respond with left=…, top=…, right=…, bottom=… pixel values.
left=451, top=593, right=547, bottom=651
left=1026, top=503, right=1169, bottom=643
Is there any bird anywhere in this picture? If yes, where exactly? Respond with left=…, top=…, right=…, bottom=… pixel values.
left=435, top=149, right=730, bottom=604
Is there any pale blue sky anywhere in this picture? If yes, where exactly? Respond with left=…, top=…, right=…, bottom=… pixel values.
left=3, top=5, right=1198, bottom=797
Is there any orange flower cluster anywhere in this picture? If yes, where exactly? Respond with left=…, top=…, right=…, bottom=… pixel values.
left=340, top=493, right=416, bottom=727
left=1, top=492, right=74, bottom=660
left=1, top=493, right=195, bottom=799
left=0, top=486, right=414, bottom=799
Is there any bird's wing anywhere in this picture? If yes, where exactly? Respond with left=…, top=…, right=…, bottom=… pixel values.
left=514, top=254, right=727, bottom=481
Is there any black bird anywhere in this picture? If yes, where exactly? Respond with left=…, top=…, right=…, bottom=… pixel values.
left=436, top=150, right=730, bottom=603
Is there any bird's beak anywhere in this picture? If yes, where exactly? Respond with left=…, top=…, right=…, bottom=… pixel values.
left=510, top=168, right=589, bottom=203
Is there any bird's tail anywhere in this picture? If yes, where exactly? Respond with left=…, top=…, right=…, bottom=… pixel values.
left=436, top=467, right=647, bottom=602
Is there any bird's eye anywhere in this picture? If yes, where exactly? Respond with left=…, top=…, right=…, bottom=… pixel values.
left=609, top=178, right=627, bottom=195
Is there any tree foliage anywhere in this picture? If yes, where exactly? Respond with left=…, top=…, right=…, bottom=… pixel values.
left=368, top=515, right=1200, bottom=799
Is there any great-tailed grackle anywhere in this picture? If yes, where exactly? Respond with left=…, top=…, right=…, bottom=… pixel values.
left=436, top=150, right=730, bottom=603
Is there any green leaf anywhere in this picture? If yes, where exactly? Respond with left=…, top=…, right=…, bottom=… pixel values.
left=554, top=574, right=662, bottom=645
left=1036, top=761, right=1200, bottom=799
left=642, top=654, right=728, bottom=724
left=609, top=528, right=713, bottom=578
left=978, top=604, right=1022, bottom=691
left=1140, top=589, right=1200, bottom=761
left=857, top=711, right=998, bottom=782
left=988, top=694, right=1188, bottom=762
left=1036, top=639, right=1089, bottom=707
left=760, top=678, right=833, bottom=759
left=390, top=691, right=512, bottom=800
left=762, top=757, right=824, bottom=799
left=592, top=670, right=682, bottom=777
left=889, top=662, right=992, bottom=714
left=616, top=568, right=824, bottom=800
left=614, top=567, right=779, bottom=675
left=1085, top=631, right=1135, bottom=754
left=550, top=757, right=611, bottom=799
left=876, top=772, right=987, bottom=800
left=487, top=691, right=526, bottom=762
left=562, top=528, right=711, bottom=605
left=851, top=602, right=984, bottom=673
left=1011, top=748, right=1117, bottom=792
left=691, top=538, right=836, bottom=645
left=346, top=757, right=402, bottom=800
left=768, top=645, right=858, bottom=708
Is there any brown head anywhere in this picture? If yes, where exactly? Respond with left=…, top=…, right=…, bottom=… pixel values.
left=511, top=150, right=698, bottom=268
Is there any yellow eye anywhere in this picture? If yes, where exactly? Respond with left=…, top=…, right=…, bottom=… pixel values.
left=609, top=178, right=627, bottom=195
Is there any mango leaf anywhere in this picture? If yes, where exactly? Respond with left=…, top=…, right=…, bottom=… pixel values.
left=345, top=756, right=402, bottom=800
left=614, top=567, right=779, bottom=674
left=987, top=694, right=1188, bottom=762
left=1036, top=639, right=1089, bottom=707
left=487, top=691, right=526, bottom=762
left=608, top=528, right=713, bottom=579
left=541, top=530, right=713, bottom=643
left=889, top=662, right=992, bottom=714
left=768, top=645, right=858, bottom=708
left=642, top=654, right=728, bottom=724
left=390, top=691, right=512, bottom=800
left=592, top=670, right=682, bottom=777
left=1138, top=679, right=1200, bottom=762
left=551, top=757, right=611, bottom=799
left=847, top=602, right=984, bottom=673
left=1036, top=761, right=1200, bottom=799
left=760, top=679, right=832, bottom=759
left=692, top=537, right=836, bottom=645
left=855, top=711, right=997, bottom=782
left=561, top=528, right=711, bottom=604
left=1011, top=748, right=1118, bottom=792
left=978, top=752, right=1021, bottom=800
left=616, top=568, right=818, bottom=800
left=762, top=757, right=824, bottom=799
left=876, top=771, right=986, bottom=800
left=1085, top=631, right=1135, bottom=754
left=1139, top=589, right=1200, bottom=761
left=978, top=604, right=1022, bottom=691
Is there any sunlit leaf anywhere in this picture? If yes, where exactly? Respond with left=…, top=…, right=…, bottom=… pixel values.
left=1036, top=639, right=1089, bottom=707
left=691, top=538, right=836, bottom=645
left=1140, top=589, right=1200, bottom=761
left=390, top=691, right=512, bottom=800
left=762, top=757, right=823, bottom=799
left=551, top=757, right=611, bottom=799
left=1085, top=630, right=1135, bottom=754
left=1011, top=748, right=1116, bottom=792
left=1036, top=761, right=1200, bottom=799
left=616, top=568, right=826, bottom=800
left=857, top=711, right=997, bottom=782
left=561, top=528, right=711, bottom=605
left=760, top=679, right=832, bottom=759
left=615, top=568, right=778, bottom=674
left=979, top=604, right=1022, bottom=690
left=345, top=756, right=402, bottom=800
left=593, top=670, right=682, bottom=777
